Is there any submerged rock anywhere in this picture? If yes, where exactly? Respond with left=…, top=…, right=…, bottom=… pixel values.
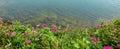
left=0, top=17, right=13, bottom=24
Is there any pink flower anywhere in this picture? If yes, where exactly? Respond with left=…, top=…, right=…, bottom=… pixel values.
left=9, top=32, right=14, bottom=37
left=103, top=45, right=111, bottom=49
left=107, top=20, right=111, bottom=22
left=96, top=25, right=101, bottom=29
left=62, top=28, right=66, bottom=30
left=24, top=31, right=28, bottom=36
left=0, top=26, right=2, bottom=29
left=8, top=28, right=12, bottom=30
left=50, top=27, right=57, bottom=32
left=90, top=37, right=97, bottom=41
left=115, top=44, right=120, bottom=48
left=41, top=23, right=47, bottom=27
left=25, top=39, right=30, bottom=44
left=33, top=30, right=37, bottom=33
left=9, top=32, right=15, bottom=37
left=117, top=44, right=120, bottom=46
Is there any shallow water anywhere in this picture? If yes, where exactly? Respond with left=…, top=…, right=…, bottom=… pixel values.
left=0, top=0, right=120, bottom=26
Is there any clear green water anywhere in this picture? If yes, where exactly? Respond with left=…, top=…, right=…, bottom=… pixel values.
left=0, top=0, right=120, bottom=26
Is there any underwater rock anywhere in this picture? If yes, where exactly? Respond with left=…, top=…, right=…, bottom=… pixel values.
left=0, top=17, right=13, bottom=24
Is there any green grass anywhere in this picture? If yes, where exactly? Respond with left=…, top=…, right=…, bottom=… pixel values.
left=0, top=18, right=120, bottom=49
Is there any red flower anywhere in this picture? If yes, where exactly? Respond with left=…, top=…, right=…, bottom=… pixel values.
left=90, top=37, right=97, bottom=41
left=41, top=23, right=47, bottom=27
left=25, top=39, right=30, bottom=44
left=24, top=31, right=28, bottom=36
left=103, top=45, right=111, bottom=49
left=50, top=27, right=57, bottom=32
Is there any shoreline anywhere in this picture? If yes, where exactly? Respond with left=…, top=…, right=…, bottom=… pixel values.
left=0, top=17, right=104, bottom=28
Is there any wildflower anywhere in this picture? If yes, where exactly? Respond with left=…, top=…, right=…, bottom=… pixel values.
left=96, top=25, right=101, bottom=29
left=115, top=43, right=120, bottom=48
left=31, top=30, right=38, bottom=36
left=24, top=31, right=28, bottom=36
left=103, top=45, right=111, bottom=49
left=9, top=32, right=15, bottom=37
left=62, top=28, right=66, bottom=30
left=50, top=27, right=57, bottom=32
left=41, top=23, right=47, bottom=27
left=90, top=37, right=97, bottom=41
left=0, top=25, right=2, bottom=29
left=25, top=39, right=30, bottom=44
left=8, top=28, right=12, bottom=31
left=107, top=20, right=111, bottom=22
